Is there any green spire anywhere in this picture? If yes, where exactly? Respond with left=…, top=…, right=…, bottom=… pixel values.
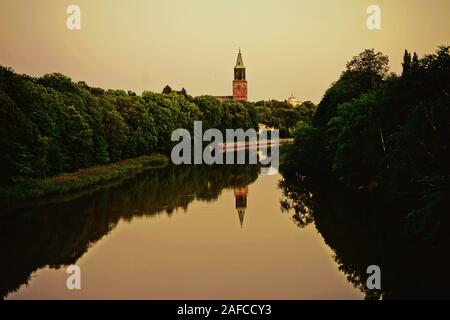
left=235, top=48, right=245, bottom=69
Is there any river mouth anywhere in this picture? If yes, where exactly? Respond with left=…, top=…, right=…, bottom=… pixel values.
left=1, top=164, right=362, bottom=300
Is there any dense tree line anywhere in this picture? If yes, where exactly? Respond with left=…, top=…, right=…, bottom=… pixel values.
left=282, top=46, right=450, bottom=242
left=252, top=99, right=316, bottom=137
left=0, top=68, right=258, bottom=186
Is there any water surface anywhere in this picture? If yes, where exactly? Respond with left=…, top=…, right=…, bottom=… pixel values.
left=2, top=165, right=363, bottom=300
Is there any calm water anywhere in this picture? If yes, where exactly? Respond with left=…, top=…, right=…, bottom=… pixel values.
left=1, top=165, right=363, bottom=300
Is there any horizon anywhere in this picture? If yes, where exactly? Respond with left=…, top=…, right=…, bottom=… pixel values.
left=1, top=1, right=449, bottom=103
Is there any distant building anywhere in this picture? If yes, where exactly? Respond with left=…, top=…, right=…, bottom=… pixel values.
left=287, top=94, right=301, bottom=107
left=215, top=49, right=248, bottom=102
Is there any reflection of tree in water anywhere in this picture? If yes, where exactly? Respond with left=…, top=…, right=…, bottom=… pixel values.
left=279, top=173, right=450, bottom=300
left=279, top=175, right=314, bottom=228
left=0, top=164, right=258, bottom=298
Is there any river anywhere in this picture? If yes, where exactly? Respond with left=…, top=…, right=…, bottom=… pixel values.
left=1, top=164, right=365, bottom=300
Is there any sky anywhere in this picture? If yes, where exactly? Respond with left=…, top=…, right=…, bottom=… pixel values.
left=0, top=0, right=449, bottom=103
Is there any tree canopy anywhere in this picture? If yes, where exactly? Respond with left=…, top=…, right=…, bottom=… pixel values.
left=282, top=46, right=450, bottom=242
left=0, top=68, right=259, bottom=186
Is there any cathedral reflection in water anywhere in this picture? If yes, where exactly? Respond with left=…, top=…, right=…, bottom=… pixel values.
left=234, top=186, right=248, bottom=228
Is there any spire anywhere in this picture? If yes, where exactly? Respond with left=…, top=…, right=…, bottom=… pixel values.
left=234, top=186, right=248, bottom=228
left=235, top=48, right=245, bottom=69
left=237, top=208, right=246, bottom=228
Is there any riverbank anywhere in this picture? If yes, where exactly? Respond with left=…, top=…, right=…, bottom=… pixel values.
left=0, top=154, right=168, bottom=204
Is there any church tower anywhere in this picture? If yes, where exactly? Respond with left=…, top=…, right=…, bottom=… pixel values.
left=233, top=49, right=248, bottom=102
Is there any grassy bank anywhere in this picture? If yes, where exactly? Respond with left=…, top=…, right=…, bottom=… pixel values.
left=0, top=155, right=168, bottom=203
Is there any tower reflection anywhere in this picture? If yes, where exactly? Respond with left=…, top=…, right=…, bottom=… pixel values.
left=234, top=186, right=249, bottom=228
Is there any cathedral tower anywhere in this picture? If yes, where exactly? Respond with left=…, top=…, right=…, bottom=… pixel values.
left=233, top=49, right=248, bottom=102
left=234, top=186, right=249, bottom=228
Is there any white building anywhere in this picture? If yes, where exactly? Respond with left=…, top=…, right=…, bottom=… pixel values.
left=287, top=94, right=301, bottom=107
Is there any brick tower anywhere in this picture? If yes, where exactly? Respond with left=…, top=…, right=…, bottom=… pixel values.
left=233, top=49, right=248, bottom=102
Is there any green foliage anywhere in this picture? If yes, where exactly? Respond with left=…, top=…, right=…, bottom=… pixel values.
left=194, top=96, right=224, bottom=129
left=0, top=67, right=259, bottom=186
left=331, top=93, right=383, bottom=187
left=252, top=99, right=317, bottom=136
left=221, top=100, right=254, bottom=130
left=0, top=155, right=168, bottom=202
left=314, top=49, right=389, bottom=127
left=283, top=46, right=450, bottom=241
left=162, top=85, right=173, bottom=94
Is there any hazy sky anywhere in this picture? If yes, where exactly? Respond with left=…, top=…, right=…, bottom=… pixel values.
left=0, top=0, right=449, bottom=103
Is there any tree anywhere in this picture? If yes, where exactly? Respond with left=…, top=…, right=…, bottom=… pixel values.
left=346, top=49, right=389, bottom=81
left=283, top=46, right=450, bottom=244
left=194, top=96, right=223, bottom=130
left=103, top=109, right=128, bottom=162
left=252, top=99, right=316, bottom=136
left=330, top=93, right=383, bottom=187
left=412, top=52, right=420, bottom=70
left=0, top=90, right=34, bottom=185
left=402, top=50, right=412, bottom=74
left=0, top=66, right=261, bottom=185
left=162, top=85, right=173, bottom=94
left=314, top=49, right=389, bottom=127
